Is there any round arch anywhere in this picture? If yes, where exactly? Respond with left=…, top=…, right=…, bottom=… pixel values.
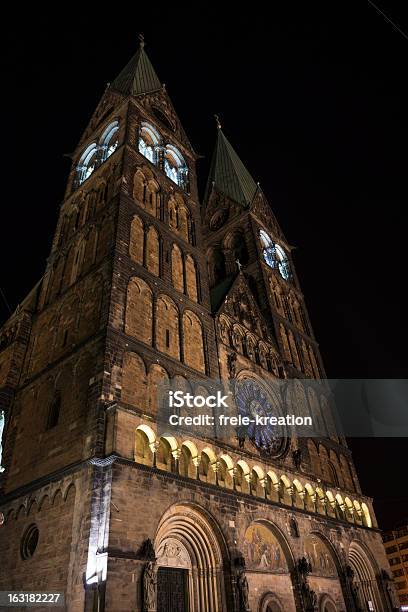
left=249, top=519, right=296, bottom=572
left=319, top=594, right=338, bottom=612
left=154, top=502, right=231, bottom=612
left=308, top=530, right=344, bottom=571
left=259, top=592, right=284, bottom=612
left=348, top=540, right=383, bottom=612
left=244, top=519, right=298, bottom=611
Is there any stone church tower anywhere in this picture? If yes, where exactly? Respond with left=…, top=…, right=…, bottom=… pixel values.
left=0, top=40, right=398, bottom=612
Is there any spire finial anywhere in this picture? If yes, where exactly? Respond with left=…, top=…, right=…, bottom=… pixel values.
left=214, top=114, right=222, bottom=130
left=139, top=33, right=145, bottom=48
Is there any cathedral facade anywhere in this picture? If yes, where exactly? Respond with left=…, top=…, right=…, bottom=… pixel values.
left=0, top=41, right=399, bottom=611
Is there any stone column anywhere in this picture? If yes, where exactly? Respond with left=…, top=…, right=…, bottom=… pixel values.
left=171, top=448, right=181, bottom=474
left=193, top=454, right=201, bottom=480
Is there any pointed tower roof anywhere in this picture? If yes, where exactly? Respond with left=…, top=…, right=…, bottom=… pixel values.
left=204, top=119, right=258, bottom=207
left=110, top=35, right=162, bottom=96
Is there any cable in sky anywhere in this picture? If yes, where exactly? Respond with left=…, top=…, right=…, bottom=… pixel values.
left=368, top=0, right=408, bottom=42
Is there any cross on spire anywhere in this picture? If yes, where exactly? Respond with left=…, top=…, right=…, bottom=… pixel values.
left=214, top=114, right=222, bottom=130
left=138, top=33, right=145, bottom=48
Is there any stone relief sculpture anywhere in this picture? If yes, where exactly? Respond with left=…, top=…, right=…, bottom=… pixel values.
left=297, top=556, right=317, bottom=612
left=235, top=556, right=250, bottom=612
left=143, top=561, right=157, bottom=612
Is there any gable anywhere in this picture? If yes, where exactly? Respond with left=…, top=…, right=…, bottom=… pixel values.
left=136, top=89, right=196, bottom=157
left=250, top=190, right=288, bottom=245
left=217, top=273, right=273, bottom=344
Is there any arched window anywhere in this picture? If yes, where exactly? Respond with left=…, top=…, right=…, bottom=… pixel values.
left=156, top=295, right=180, bottom=359
left=46, top=391, right=61, bottom=430
left=125, top=278, right=153, bottom=344
left=183, top=310, right=205, bottom=372
left=171, top=244, right=184, bottom=293
left=226, top=232, right=249, bottom=269
left=139, top=122, right=160, bottom=164
left=208, top=247, right=226, bottom=288
left=77, top=143, right=98, bottom=185
left=164, top=145, right=188, bottom=190
left=100, top=121, right=119, bottom=162
left=122, top=352, right=147, bottom=408
left=259, top=230, right=291, bottom=281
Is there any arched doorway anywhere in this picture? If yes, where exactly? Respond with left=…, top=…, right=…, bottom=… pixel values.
left=348, top=541, right=383, bottom=612
left=154, top=503, right=230, bottom=612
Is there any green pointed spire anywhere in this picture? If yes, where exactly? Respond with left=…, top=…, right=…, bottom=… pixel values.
left=110, top=35, right=162, bottom=96
left=204, top=119, right=258, bottom=207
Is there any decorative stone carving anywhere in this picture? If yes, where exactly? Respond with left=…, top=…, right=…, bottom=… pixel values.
left=235, top=556, right=250, bottom=612
left=289, top=517, right=300, bottom=538
left=292, top=448, right=302, bottom=470
left=227, top=351, right=237, bottom=379
left=297, top=557, right=317, bottom=612
left=156, top=537, right=191, bottom=569
left=143, top=561, right=157, bottom=612
left=140, top=538, right=156, bottom=561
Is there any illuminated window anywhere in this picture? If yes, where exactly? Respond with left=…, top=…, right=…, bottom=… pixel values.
left=76, top=120, right=120, bottom=187
left=259, top=230, right=291, bottom=280
left=164, top=145, right=188, bottom=190
left=100, top=121, right=119, bottom=161
left=138, top=122, right=160, bottom=164
left=77, top=143, right=98, bottom=185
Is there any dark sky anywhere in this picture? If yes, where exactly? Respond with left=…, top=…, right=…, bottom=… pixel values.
left=1, top=4, right=407, bottom=529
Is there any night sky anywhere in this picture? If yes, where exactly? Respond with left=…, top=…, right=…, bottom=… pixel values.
left=1, top=5, right=407, bottom=529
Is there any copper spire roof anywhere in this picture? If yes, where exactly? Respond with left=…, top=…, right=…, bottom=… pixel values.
left=110, top=36, right=162, bottom=96
left=205, top=124, right=258, bottom=207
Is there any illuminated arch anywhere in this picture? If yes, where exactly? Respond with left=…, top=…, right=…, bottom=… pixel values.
left=179, top=440, right=198, bottom=479
left=135, top=427, right=153, bottom=465
left=361, top=502, right=372, bottom=528
left=219, top=454, right=234, bottom=471
left=348, top=540, right=382, bottom=610
left=154, top=503, right=229, bottom=611
left=160, top=434, right=178, bottom=452
left=181, top=440, right=198, bottom=460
